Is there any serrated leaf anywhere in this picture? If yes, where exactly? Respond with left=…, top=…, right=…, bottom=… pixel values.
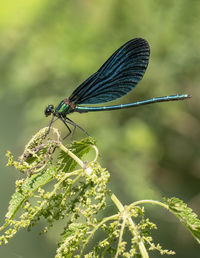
left=6, top=166, right=56, bottom=219
left=58, top=137, right=96, bottom=172
left=166, top=197, right=200, bottom=244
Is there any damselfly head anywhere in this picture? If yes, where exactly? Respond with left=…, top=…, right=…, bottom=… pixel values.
left=45, top=105, right=55, bottom=117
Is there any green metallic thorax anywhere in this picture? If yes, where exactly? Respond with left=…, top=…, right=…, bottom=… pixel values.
left=55, top=100, right=75, bottom=117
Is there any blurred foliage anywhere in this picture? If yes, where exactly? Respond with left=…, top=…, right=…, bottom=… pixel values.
left=0, top=0, right=199, bottom=257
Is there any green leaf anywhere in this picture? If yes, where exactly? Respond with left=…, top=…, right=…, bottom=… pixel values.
left=58, top=137, right=96, bottom=172
left=6, top=166, right=56, bottom=219
left=166, top=197, right=200, bottom=244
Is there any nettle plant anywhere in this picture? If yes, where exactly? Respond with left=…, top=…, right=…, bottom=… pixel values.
left=1, top=127, right=200, bottom=257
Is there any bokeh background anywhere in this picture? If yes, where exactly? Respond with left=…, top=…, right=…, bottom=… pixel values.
left=0, top=0, right=200, bottom=257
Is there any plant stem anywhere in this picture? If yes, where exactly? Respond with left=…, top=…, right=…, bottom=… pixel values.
left=58, top=143, right=85, bottom=168
left=80, top=214, right=119, bottom=256
left=132, top=199, right=169, bottom=210
left=111, top=193, right=149, bottom=258
left=115, top=211, right=126, bottom=258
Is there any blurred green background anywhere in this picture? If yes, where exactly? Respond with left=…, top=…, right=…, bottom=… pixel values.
left=0, top=0, right=199, bottom=257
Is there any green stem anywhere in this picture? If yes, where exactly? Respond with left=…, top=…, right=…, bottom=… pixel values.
left=132, top=199, right=169, bottom=210
left=115, top=211, right=127, bottom=258
left=91, top=144, right=99, bottom=162
left=111, top=194, right=149, bottom=258
left=80, top=214, right=119, bottom=256
left=58, top=143, right=84, bottom=168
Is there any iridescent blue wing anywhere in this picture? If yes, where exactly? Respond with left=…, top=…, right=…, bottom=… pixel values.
left=69, top=38, right=150, bottom=105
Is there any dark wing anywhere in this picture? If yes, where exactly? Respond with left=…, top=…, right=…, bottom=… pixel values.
left=69, top=38, right=150, bottom=105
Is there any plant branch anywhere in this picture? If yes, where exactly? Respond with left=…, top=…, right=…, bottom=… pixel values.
left=111, top=193, right=149, bottom=258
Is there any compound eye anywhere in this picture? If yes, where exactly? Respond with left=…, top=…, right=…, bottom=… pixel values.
left=45, top=105, right=54, bottom=117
